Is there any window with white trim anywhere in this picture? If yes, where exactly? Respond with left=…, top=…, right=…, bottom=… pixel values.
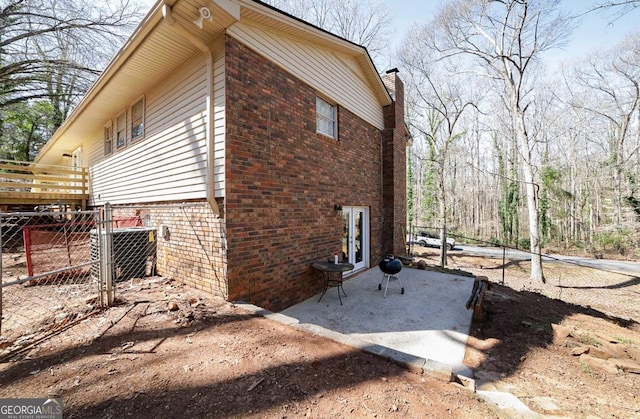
left=104, top=122, right=113, bottom=155
left=116, top=111, right=127, bottom=149
left=131, top=97, right=144, bottom=141
left=316, top=96, right=337, bottom=138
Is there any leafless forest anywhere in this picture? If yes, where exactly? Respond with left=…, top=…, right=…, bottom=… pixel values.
left=397, top=1, right=640, bottom=260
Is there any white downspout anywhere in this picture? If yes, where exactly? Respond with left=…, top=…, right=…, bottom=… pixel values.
left=162, top=3, right=220, bottom=217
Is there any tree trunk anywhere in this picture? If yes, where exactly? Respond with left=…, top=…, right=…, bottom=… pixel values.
left=438, top=171, right=448, bottom=267
left=513, top=107, right=545, bottom=283
left=614, top=163, right=623, bottom=226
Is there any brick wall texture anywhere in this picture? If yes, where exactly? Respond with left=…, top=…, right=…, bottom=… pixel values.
left=382, top=72, right=408, bottom=257
left=224, top=35, right=407, bottom=311
left=110, top=201, right=227, bottom=297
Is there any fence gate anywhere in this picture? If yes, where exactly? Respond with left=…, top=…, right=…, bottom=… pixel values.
left=0, top=210, right=107, bottom=358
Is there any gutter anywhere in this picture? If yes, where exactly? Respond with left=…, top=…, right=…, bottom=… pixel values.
left=162, top=3, right=220, bottom=217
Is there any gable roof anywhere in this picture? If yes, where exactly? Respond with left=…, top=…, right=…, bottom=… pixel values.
left=240, top=0, right=390, bottom=102
left=36, top=0, right=393, bottom=164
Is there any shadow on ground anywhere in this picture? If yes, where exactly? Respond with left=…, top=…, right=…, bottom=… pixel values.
left=466, top=282, right=639, bottom=376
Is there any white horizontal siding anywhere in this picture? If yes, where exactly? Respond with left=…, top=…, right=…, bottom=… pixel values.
left=227, top=20, right=385, bottom=130
left=212, top=35, right=226, bottom=198
left=89, top=54, right=211, bottom=205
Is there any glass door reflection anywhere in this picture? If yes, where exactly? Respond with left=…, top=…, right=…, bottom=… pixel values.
left=341, top=207, right=368, bottom=271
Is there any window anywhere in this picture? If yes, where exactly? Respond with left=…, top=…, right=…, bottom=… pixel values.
left=104, top=122, right=113, bottom=155
left=116, top=111, right=126, bottom=149
left=105, top=97, right=145, bottom=155
left=316, top=96, right=336, bottom=138
left=131, top=97, right=144, bottom=140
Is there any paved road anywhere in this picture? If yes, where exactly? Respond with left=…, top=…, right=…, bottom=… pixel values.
left=454, top=245, right=640, bottom=275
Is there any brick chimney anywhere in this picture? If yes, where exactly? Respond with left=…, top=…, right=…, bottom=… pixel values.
left=381, top=68, right=408, bottom=257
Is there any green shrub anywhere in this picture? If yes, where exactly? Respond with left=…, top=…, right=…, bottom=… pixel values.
left=488, top=237, right=502, bottom=246
left=594, top=229, right=632, bottom=255
left=517, top=237, right=530, bottom=249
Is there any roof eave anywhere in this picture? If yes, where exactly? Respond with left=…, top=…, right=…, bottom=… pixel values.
left=35, top=0, right=167, bottom=163
left=36, top=0, right=393, bottom=163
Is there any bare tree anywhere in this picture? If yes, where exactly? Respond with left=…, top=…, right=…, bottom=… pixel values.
left=0, top=0, right=143, bottom=121
left=262, top=0, right=393, bottom=67
left=398, top=24, right=479, bottom=266
left=591, top=0, right=640, bottom=16
left=569, top=33, right=640, bottom=226
left=423, top=0, right=575, bottom=283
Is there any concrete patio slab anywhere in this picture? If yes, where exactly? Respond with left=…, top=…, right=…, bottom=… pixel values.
left=279, top=266, right=475, bottom=375
left=243, top=266, right=543, bottom=416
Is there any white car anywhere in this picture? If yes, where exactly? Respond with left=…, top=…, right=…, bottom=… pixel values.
left=414, top=231, right=455, bottom=250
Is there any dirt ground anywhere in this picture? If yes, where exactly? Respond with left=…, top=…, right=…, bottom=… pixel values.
left=1, top=250, right=640, bottom=418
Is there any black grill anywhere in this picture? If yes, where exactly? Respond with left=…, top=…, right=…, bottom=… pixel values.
left=378, top=257, right=402, bottom=275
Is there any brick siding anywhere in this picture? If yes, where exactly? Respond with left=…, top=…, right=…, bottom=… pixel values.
left=224, top=35, right=390, bottom=311
left=382, top=72, right=408, bottom=257
left=110, top=201, right=227, bottom=296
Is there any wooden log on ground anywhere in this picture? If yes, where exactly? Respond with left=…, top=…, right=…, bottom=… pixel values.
left=466, top=276, right=489, bottom=322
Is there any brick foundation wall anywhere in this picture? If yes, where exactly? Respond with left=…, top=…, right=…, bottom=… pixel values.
left=224, top=35, right=386, bottom=311
left=109, top=200, right=227, bottom=297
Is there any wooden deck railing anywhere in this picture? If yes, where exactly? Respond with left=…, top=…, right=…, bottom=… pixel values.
left=0, top=159, right=89, bottom=207
left=0, top=159, right=88, bottom=193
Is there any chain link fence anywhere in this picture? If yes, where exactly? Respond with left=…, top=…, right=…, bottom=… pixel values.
left=104, top=202, right=226, bottom=298
left=1, top=201, right=225, bottom=359
left=0, top=204, right=161, bottom=359
left=102, top=204, right=157, bottom=300
left=0, top=209, right=106, bottom=359
left=407, top=226, right=640, bottom=321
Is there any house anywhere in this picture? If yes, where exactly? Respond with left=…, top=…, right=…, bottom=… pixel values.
left=33, top=0, right=409, bottom=311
